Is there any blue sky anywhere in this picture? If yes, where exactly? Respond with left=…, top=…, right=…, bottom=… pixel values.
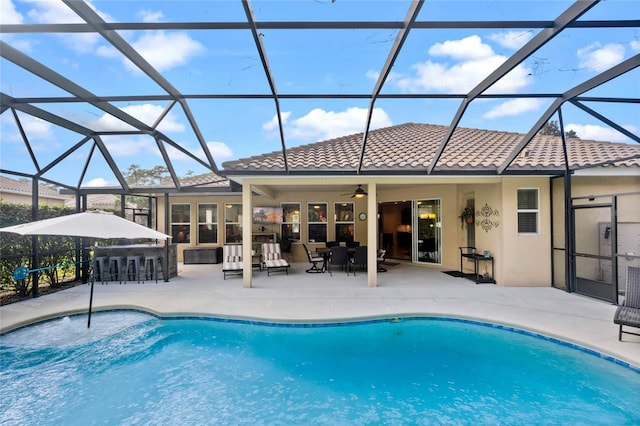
left=1, top=0, right=638, bottom=187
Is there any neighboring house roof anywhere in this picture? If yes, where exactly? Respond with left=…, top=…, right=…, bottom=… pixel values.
left=222, top=123, right=640, bottom=174
left=63, top=193, right=137, bottom=210
left=0, top=175, right=66, bottom=200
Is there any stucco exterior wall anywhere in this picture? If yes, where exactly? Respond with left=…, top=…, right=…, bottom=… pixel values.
left=0, top=192, right=66, bottom=207
left=499, top=177, right=552, bottom=287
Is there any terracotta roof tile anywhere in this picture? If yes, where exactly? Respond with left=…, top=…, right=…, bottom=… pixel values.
left=0, top=175, right=63, bottom=198
left=222, top=123, right=640, bottom=173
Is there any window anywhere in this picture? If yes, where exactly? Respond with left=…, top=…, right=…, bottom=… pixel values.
left=307, top=202, right=327, bottom=243
left=224, top=203, right=242, bottom=243
left=335, top=202, right=354, bottom=243
left=171, top=204, right=190, bottom=243
left=517, top=189, right=539, bottom=234
left=281, top=203, right=301, bottom=242
left=197, top=203, right=218, bottom=244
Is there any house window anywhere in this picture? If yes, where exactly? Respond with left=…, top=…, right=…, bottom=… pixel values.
left=517, top=188, right=539, bottom=234
left=335, top=202, right=354, bottom=243
left=197, top=203, right=218, bottom=244
left=225, top=203, right=242, bottom=243
left=281, top=202, right=301, bottom=242
left=307, top=202, right=327, bottom=243
left=171, top=204, right=190, bottom=243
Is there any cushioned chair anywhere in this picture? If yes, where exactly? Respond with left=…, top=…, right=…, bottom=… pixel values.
left=614, top=265, right=640, bottom=341
left=329, top=246, right=350, bottom=276
left=261, top=242, right=290, bottom=276
left=222, top=244, right=243, bottom=280
left=303, top=243, right=324, bottom=273
left=377, top=248, right=388, bottom=272
left=351, top=245, right=367, bottom=275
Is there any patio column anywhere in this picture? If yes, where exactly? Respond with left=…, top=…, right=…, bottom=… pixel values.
left=367, top=182, right=377, bottom=287
left=242, top=182, right=253, bottom=288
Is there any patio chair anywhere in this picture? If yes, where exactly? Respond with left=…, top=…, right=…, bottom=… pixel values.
left=280, top=238, right=294, bottom=262
left=261, top=243, right=290, bottom=276
left=222, top=244, right=243, bottom=280
left=377, top=248, right=388, bottom=272
left=303, top=243, right=324, bottom=273
left=329, top=246, right=350, bottom=276
left=350, top=245, right=367, bottom=275
left=614, top=265, right=640, bottom=341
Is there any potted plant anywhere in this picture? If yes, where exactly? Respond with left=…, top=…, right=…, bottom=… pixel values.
left=458, top=207, right=474, bottom=229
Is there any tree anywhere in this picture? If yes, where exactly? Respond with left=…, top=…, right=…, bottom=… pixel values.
left=538, top=120, right=579, bottom=138
left=122, top=164, right=170, bottom=186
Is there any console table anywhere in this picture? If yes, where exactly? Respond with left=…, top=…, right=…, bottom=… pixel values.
left=459, top=246, right=495, bottom=284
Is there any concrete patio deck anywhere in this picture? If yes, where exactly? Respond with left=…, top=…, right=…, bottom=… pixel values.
left=1, top=260, right=639, bottom=368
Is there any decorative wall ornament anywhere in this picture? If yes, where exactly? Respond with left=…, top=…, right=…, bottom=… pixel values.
left=476, top=203, right=500, bottom=233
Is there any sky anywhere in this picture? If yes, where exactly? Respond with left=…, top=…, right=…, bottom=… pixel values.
left=0, top=0, right=638, bottom=188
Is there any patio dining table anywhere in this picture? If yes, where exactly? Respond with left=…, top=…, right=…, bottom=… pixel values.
left=316, top=246, right=356, bottom=273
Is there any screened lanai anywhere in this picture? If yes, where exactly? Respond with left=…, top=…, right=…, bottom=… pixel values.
left=1, top=0, right=639, bottom=295
left=0, top=0, right=638, bottom=194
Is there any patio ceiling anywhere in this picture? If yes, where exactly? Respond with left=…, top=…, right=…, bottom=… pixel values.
left=0, top=0, right=638, bottom=195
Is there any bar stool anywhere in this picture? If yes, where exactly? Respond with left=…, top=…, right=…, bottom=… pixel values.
left=144, top=255, right=164, bottom=283
left=92, top=256, right=108, bottom=284
left=125, top=255, right=145, bottom=283
left=108, top=256, right=125, bottom=284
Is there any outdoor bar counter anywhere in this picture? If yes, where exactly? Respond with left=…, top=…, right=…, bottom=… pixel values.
left=94, top=243, right=178, bottom=280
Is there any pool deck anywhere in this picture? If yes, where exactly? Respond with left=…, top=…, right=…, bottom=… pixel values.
left=1, top=261, right=639, bottom=368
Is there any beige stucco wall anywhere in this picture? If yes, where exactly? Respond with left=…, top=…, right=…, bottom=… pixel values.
left=499, top=177, right=552, bottom=287
left=158, top=173, right=637, bottom=286
left=0, top=192, right=66, bottom=207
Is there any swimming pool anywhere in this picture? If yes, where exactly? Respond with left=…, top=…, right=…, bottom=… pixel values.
left=1, top=311, right=639, bottom=425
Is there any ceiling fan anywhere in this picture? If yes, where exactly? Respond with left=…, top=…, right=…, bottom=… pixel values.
left=341, top=184, right=368, bottom=199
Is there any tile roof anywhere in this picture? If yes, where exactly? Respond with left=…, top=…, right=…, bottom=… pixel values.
left=0, top=175, right=65, bottom=198
left=222, top=123, right=640, bottom=174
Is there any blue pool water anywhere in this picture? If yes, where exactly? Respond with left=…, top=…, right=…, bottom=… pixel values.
left=1, top=312, right=639, bottom=425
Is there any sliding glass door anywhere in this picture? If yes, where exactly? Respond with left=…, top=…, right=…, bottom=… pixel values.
left=414, top=199, right=441, bottom=264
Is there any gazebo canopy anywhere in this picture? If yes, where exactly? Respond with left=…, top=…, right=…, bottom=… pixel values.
left=1, top=0, right=638, bottom=194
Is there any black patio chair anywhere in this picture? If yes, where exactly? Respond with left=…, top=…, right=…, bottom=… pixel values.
left=303, top=243, right=324, bottom=273
left=351, top=245, right=367, bottom=275
left=329, top=246, right=350, bottom=276
left=614, top=265, right=640, bottom=341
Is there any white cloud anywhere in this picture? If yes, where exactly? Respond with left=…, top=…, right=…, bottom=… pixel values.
left=103, top=136, right=155, bottom=157
left=269, top=107, right=392, bottom=143
left=483, top=98, right=543, bottom=119
left=262, top=111, right=292, bottom=132
left=565, top=123, right=637, bottom=143
left=84, top=177, right=110, bottom=187
left=206, top=141, right=233, bottom=159
left=398, top=56, right=531, bottom=94
left=23, top=0, right=111, bottom=54
left=487, top=31, right=534, bottom=50
left=0, top=0, right=24, bottom=25
left=428, top=35, right=493, bottom=60
left=396, top=36, right=532, bottom=94
left=126, top=31, right=204, bottom=72
left=577, top=42, right=625, bottom=72
left=630, top=40, right=640, bottom=51
left=138, top=9, right=165, bottom=23
left=88, top=104, right=185, bottom=133
left=23, top=116, right=55, bottom=140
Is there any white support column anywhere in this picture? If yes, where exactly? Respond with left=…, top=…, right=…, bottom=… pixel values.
left=367, top=182, right=377, bottom=287
left=242, top=183, right=253, bottom=288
